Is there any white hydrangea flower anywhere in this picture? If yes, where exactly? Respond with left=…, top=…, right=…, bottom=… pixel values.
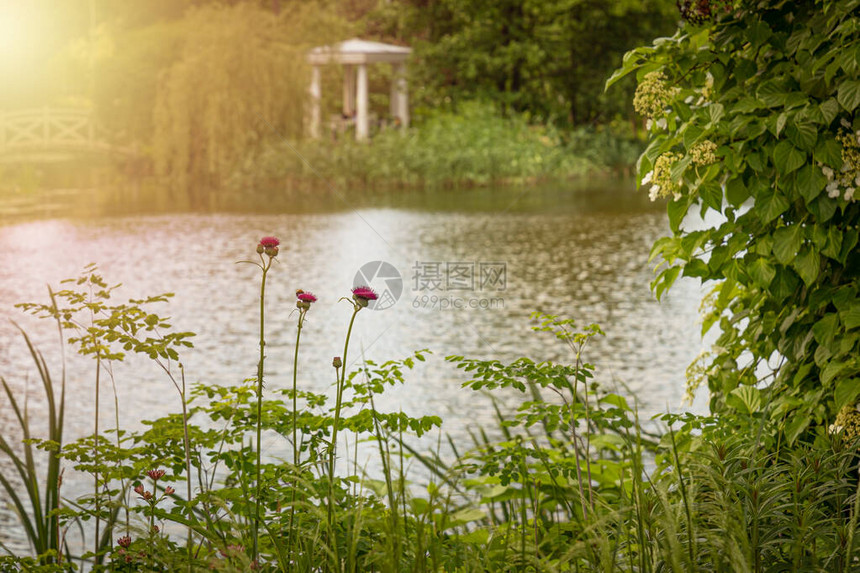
left=827, top=181, right=840, bottom=198
left=845, top=188, right=855, bottom=201
left=656, top=117, right=668, bottom=130
left=822, top=165, right=834, bottom=179
left=642, top=171, right=653, bottom=185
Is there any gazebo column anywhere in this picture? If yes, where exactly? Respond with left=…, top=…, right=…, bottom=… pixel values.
left=356, top=63, right=369, bottom=141
left=309, top=65, right=321, bottom=139
left=343, top=65, right=355, bottom=116
left=390, top=63, right=409, bottom=128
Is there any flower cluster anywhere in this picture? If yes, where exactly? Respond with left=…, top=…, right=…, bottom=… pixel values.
left=823, top=125, right=860, bottom=203
left=642, top=152, right=683, bottom=201
left=134, top=484, right=153, bottom=501
left=691, top=140, right=718, bottom=166
left=256, top=236, right=280, bottom=257
left=829, top=404, right=860, bottom=442
left=633, top=71, right=679, bottom=120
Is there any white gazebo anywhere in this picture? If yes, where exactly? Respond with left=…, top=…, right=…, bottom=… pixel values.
left=307, top=38, right=412, bottom=141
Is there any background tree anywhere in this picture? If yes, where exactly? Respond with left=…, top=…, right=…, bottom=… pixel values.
left=150, top=2, right=347, bottom=206
left=367, top=0, right=678, bottom=125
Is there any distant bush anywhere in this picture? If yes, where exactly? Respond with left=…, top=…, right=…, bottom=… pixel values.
left=227, top=101, right=629, bottom=192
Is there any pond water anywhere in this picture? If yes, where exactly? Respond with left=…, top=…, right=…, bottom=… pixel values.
left=0, top=179, right=709, bottom=552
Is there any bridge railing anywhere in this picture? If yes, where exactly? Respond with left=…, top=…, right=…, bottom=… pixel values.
left=0, top=107, right=99, bottom=153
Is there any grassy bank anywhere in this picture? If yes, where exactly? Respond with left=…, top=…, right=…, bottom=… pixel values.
left=227, top=102, right=641, bottom=194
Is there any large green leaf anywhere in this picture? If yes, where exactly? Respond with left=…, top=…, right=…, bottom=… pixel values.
left=842, top=303, right=860, bottom=330
left=699, top=182, right=723, bottom=212
left=773, top=140, right=806, bottom=175
left=727, top=385, right=762, bottom=414
left=838, top=79, right=860, bottom=111
left=812, top=313, right=839, bottom=351
left=770, top=266, right=801, bottom=302
left=757, top=189, right=790, bottom=223
left=834, top=378, right=860, bottom=410
left=815, top=137, right=843, bottom=168
left=772, top=225, right=803, bottom=264
left=796, top=163, right=827, bottom=203
left=748, top=257, right=776, bottom=288
left=792, top=246, right=821, bottom=285
left=786, top=121, right=818, bottom=150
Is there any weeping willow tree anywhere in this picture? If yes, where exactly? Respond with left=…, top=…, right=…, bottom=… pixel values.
left=153, top=3, right=346, bottom=206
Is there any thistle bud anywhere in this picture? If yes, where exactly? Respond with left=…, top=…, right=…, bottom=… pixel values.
left=332, top=357, right=342, bottom=369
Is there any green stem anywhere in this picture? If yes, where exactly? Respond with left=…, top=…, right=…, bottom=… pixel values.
left=328, top=305, right=360, bottom=570
left=252, top=259, right=270, bottom=563
left=179, top=365, right=194, bottom=570
left=94, top=350, right=101, bottom=566
left=288, top=309, right=305, bottom=565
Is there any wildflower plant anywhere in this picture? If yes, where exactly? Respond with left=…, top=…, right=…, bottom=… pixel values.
left=239, top=235, right=280, bottom=561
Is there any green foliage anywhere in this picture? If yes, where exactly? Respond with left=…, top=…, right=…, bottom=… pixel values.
left=370, top=0, right=678, bottom=125
left=8, top=270, right=860, bottom=571
left=230, top=101, right=598, bottom=191
left=613, top=0, right=860, bottom=439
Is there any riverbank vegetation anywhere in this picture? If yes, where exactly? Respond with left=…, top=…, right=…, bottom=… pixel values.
left=3, top=0, right=860, bottom=571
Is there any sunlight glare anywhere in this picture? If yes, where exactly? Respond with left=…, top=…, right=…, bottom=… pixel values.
left=0, top=2, right=35, bottom=65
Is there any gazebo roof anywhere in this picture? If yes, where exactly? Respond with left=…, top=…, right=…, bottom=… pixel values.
left=308, top=38, right=412, bottom=65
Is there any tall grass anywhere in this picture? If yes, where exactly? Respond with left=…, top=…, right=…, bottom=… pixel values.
left=0, top=327, right=65, bottom=562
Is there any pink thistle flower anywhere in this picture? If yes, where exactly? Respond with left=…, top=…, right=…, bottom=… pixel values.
left=117, top=536, right=132, bottom=549
left=296, top=290, right=318, bottom=303
left=352, top=286, right=377, bottom=300
left=352, top=286, right=378, bottom=308
left=133, top=484, right=145, bottom=496
left=147, top=469, right=165, bottom=481
left=164, top=486, right=175, bottom=496
left=258, top=236, right=280, bottom=257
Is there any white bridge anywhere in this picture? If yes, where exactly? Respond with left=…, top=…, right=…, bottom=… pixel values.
left=0, top=107, right=131, bottom=163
